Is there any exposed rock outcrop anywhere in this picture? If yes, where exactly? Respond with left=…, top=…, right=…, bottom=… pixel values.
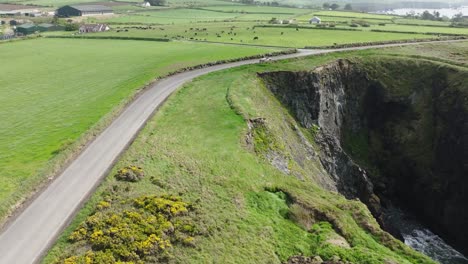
left=259, top=58, right=468, bottom=255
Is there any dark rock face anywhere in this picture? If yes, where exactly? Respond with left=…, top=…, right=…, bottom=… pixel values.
left=259, top=59, right=468, bottom=255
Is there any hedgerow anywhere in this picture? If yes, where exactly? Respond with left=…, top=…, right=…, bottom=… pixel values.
left=64, top=195, right=196, bottom=263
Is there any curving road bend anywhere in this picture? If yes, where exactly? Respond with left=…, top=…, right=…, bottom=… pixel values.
left=0, top=40, right=465, bottom=264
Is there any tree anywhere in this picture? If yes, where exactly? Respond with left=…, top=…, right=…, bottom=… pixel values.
left=147, top=0, right=166, bottom=6
left=452, top=13, right=464, bottom=22
left=330, top=3, right=339, bottom=10
left=322, top=3, right=330, bottom=9
left=421, top=10, right=435, bottom=20
left=344, top=4, right=352, bottom=10
left=268, top=17, right=279, bottom=24
left=51, top=15, right=59, bottom=25
left=65, top=23, right=79, bottom=31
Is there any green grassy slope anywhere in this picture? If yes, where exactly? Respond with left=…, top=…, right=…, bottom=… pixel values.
left=42, top=43, right=468, bottom=263
left=0, top=38, right=277, bottom=221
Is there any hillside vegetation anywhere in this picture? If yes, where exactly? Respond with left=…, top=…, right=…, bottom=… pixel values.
left=44, top=42, right=468, bottom=263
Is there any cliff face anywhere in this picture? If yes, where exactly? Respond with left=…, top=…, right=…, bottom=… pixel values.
left=259, top=58, right=468, bottom=255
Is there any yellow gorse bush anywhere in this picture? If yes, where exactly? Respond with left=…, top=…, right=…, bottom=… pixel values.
left=115, top=165, right=145, bottom=182
left=65, top=194, right=196, bottom=263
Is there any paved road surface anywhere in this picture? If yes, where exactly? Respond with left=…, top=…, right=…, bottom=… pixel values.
left=0, top=40, right=465, bottom=264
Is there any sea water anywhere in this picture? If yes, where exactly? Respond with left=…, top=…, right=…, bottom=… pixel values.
left=384, top=207, right=468, bottom=264
left=375, top=7, right=468, bottom=17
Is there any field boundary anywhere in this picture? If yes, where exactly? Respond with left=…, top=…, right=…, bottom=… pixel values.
left=304, top=36, right=466, bottom=49
left=369, top=29, right=467, bottom=36
left=44, top=35, right=171, bottom=42
left=312, top=13, right=393, bottom=21
left=254, top=24, right=362, bottom=31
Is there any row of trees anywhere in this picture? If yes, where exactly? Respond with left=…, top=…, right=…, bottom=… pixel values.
left=405, top=10, right=466, bottom=23
left=147, top=0, right=166, bottom=6
left=406, top=10, right=445, bottom=21
left=322, top=3, right=352, bottom=10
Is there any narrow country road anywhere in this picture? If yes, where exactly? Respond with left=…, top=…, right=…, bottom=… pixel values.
left=0, top=40, right=465, bottom=264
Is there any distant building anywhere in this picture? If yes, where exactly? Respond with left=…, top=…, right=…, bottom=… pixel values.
left=16, top=24, right=39, bottom=35
left=14, top=23, right=63, bottom=35
left=79, top=23, right=110, bottom=33
left=56, top=5, right=113, bottom=17
left=37, top=23, right=64, bottom=31
left=309, top=16, right=321, bottom=24
left=140, top=2, right=151, bottom=7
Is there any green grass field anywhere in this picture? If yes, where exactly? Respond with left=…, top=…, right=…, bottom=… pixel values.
left=87, top=24, right=432, bottom=47
left=312, top=10, right=396, bottom=20
left=198, top=5, right=312, bottom=14
left=295, top=14, right=392, bottom=24
left=0, top=0, right=105, bottom=7
left=0, top=0, right=232, bottom=7
left=336, top=23, right=468, bottom=35
left=102, top=7, right=305, bottom=24
left=104, top=8, right=240, bottom=24
left=393, top=18, right=453, bottom=27
left=0, top=38, right=277, bottom=221
left=43, top=43, right=468, bottom=263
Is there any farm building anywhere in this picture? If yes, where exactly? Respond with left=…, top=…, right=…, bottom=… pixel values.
left=16, top=24, right=40, bottom=34
left=37, top=23, right=64, bottom=31
left=56, top=5, right=113, bottom=17
left=139, top=2, right=151, bottom=7
left=309, top=16, right=321, bottom=24
left=14, top=23, right=63, bottom=35
left=79, top=23, right=110, bottom=33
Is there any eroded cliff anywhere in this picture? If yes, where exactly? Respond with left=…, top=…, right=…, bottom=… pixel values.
left=259, top=58, right=468, bottom=255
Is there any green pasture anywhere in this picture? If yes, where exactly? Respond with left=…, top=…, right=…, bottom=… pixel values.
left=0, top=38, right=277, bottom=221
left=0, top=0, right=231, bottom=7
left=90, top=23, right=432, bottom=47
left=198, top=5, right=312, bottom=14
left=312, top=10, right=396, bottom=20
left=103, top=8, right=239, bottom=24
left=102, top=7, right=302, bottom=24
left=0, top=0, right=106, bottom=7
left=393, top=18, right=453, bottom=27
left=351, top=23, right=468, bottom=35
left=295, top=14, right=392, bottom=24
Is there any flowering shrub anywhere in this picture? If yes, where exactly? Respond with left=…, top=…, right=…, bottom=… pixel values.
left=65, top=195, right=197, bottom=263
left=114, top=165, right=144, bottom=182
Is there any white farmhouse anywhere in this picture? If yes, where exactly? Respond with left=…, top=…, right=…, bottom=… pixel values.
left=309, top=16, right=321, bottom=24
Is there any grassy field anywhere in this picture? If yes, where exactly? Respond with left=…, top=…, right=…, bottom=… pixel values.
left=333, top=23, right=468, bottom=35
left=380, top=41, right=468, bottom=66
left=0, top=38, right=278, bottom=221
left=0, top=0, right=232, bottom=7
left=71, top=23, right=433, bottom=48
left=198, top=5, right=313, bottom=14
left=43, top=43, right=468, bottom=263
left=312, top=10, right=396, bottom=20
left=393, top=18, right=453, bottom=27
left=102, top=7, right=305, bottom=24
left=103, top=8, right=240, bottom=24
left=295, top=14, right=392, bottom=24
left=0, top=0, right=107, bottom=6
